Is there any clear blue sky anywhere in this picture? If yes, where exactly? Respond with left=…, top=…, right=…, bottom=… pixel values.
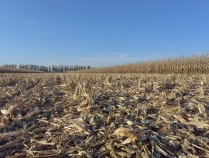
left=0, top=0, right=209, bottom=67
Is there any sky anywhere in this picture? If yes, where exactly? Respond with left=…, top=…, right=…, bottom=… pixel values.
left=0, top=0, right=209, bottom=67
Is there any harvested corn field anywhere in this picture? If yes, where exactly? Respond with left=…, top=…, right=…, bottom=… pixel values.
left=0, top=73, right=209, bottom=157
left=0, top=67, right=43, bottom=73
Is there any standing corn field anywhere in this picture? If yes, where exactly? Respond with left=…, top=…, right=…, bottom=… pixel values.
left=79, top=54, right=209, bottom=74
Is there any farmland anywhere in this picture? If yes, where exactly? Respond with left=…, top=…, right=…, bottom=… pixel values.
left=0, top=67, right=43, bottom=73
left=0, top=73, right=209, bottom=157
left=81, top=55, right=209, bottom=74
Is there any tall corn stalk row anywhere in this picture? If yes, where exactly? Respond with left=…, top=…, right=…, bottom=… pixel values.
left=80, top=55, right=209, bottom=74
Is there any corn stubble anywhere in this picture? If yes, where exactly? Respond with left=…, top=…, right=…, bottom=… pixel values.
left=0, top=67, right=43, bottom=73
left=0, top=73, right=209, bottom=157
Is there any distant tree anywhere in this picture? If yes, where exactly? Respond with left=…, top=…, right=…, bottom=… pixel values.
left=3, top=64, right=17, bottom=68
left=48, top=66, right=51, bottom=72
left=15, top=64, right=91, bottom=72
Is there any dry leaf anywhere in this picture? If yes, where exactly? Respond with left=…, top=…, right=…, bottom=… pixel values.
left=0, top=109, right=10, bottom=116
left=68, top=118, right=90, bottom=135
left=113, top=127, right=137, bottom=142
left=198, top=104, right=206, bottom=114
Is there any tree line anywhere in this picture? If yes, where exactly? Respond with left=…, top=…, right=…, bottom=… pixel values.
left=1, top=64, right=92, bottom=72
